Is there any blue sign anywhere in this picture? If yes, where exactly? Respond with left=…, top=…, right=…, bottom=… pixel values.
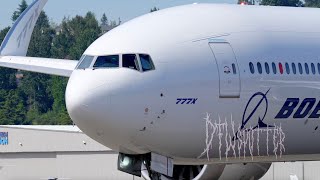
left=0, top=132, right=8, bottom=145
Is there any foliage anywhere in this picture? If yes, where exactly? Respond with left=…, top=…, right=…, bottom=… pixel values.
left=260, top=0, right=303, bottom=6
left=305, top=0, right=320, bottom=7
left=238, top=0, right=255, bottom=5
left=0, top=0, right=101, bottom=125
left=11, top=0, right=28, bottom=22
left=52, top=12, right=101, bottom=60
left=150, top=7, right=159, bottom=12
left=101, top=13, right=108, bottom=26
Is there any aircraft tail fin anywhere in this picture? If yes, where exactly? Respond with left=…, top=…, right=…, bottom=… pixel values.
left=0, top=0, right=48, bottom=56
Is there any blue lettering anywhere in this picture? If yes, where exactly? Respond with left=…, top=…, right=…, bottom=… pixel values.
left=186, top=98, right=193, bottom=104
left=309, top=101, right=320, bottom=118
left=176, top=98, right=198, bottom=105
left=275, top=98, right=299, bottom=119
left=293, top=98, right=316, bottom=118
left=181, top=99, right=187, bottom=104
left=191, top=98, right=198, bottom=104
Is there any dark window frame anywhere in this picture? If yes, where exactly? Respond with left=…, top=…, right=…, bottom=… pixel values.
left=265, top=62, right=270, bottom=74
left=298, top=63, right=303, bottom=74
left=249, top=62, right=255, bottom=74
left=232, top=63, right=237, bottom=74
left=292, top=63, right=296, bottom=74
left=139, top=54, right=155, bottom=72
left=305, top=63, right=310, bottom=74
left=77, top=55, right=95, bottom=70
left=93, top=55, right=119, bottom=69
left=272, top=62, right=277, bottom=74
left=122, top=54, right=140, bottom=71
left=285, top=62, right=290, bottom=74
left=311, top=63, right=316, bottom=74
left=257, top=62, right=262, bottom=74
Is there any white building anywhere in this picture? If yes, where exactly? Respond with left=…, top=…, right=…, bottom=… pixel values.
left=0, top=125, right=319, bottom=180
left=0, top=126, right=143, bottom=180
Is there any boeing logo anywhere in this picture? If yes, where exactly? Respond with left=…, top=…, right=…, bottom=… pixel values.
left=233, top=89, right=274, bottom=140
left=275, top=98, right=320, bottom=119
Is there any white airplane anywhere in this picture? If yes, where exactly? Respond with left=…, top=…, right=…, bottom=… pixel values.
left=1, top=0, right=320, bottom=179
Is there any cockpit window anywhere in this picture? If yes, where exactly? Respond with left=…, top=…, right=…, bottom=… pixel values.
left=77, top=55, right=94, bottom=69
left=139, top=54, right=155, bottom=72
left=122, top=54, right=140, bottom=71
left=93, top=55, right=119, bottom=68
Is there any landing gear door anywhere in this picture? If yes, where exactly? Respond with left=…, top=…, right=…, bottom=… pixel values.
left=209, top=41, right=241, bottom=98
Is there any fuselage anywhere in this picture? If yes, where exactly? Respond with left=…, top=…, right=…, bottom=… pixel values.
left=65, top=4, right=320, bottom=165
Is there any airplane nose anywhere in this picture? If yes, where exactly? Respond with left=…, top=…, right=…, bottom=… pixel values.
left=66, top=72, right=142, bottom=153
left=65, top=72, right=111, bottom=137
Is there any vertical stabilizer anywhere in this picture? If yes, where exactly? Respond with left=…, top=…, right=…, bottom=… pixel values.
left=0, top=0, right=48, bottom=56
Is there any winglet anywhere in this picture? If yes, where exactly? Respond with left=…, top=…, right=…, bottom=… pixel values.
left=0, top=0, right=48, bottom=56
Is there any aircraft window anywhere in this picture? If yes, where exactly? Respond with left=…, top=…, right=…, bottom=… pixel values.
left=292, top=63, right=296, bottom=74
left=264, top=63, right=270, bottom=74
left=79, top=55, right=85, bottom=61
left=318, top=63, right=320, bottom=74
left=77, top=55, right=94, bottom=69
left=285, top=63, right=290, bottom=74
left=279, top=63, right=283, bottom=74
left=93, top=55, right=119, bottom=68
left=123, top=54, right=140, bottom=71
left=298, top=63, right=303, bottom=74
left=305, top=63, right=310, bottom=74
left=311, top=63, right=316, bottom=74
left=257, top=62, right=262, bottom=74
left=249, top=62, right=254, bottom=74
left=272, top=62, right=277, bottom=74
left=139, top=54, right=155, bottom=72
left=232, top=63, right=237, bottom=74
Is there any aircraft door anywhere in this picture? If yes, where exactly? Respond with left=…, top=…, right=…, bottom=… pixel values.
left=209, top=42, right=240, bottom=98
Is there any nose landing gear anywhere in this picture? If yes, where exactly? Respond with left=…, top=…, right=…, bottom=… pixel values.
left=118, top=153, right=174, bottom=180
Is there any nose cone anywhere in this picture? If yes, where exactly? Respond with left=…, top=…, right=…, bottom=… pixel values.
left=66, top=71, right=112, bottom=145
left=66, top=71, right=109, bottom=116
left=65, top=71, right=143, bottom=153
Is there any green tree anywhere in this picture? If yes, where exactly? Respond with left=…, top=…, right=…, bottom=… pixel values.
left=260, top=0, right=302, bottom=6
left=19, top=73, right=53, bottom=113
left=305, top=0, right=320, bottom=7
left=68, top=12, right=101, bottom=59
left=20, top=11, right=55, bottom=116
left=1, top=2, right=105, bottom=125
left=28, top=11, right=55, bottom=58
left=101, top=13, right=108, bottom=26
left=150, top=7, right=159, bottom=12
left=50, top=76, right=72, bottom=125
left=52, top=12, right=101, bottom=60
left=11, top=0, right=28, bottom=22
left=0, top=27, right=10, bottom=43
left=0, top=90, right=27, bottom=125
left=238, top=0, right=255, bottom=5
left=51, top=20, right=75, bottom=59
left=0, top=27, right=17, bottom=91
left=51, top=77, right=67, bottom=113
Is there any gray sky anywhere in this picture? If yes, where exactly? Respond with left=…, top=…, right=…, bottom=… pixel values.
left=0, top=0, right=236, bottom=29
